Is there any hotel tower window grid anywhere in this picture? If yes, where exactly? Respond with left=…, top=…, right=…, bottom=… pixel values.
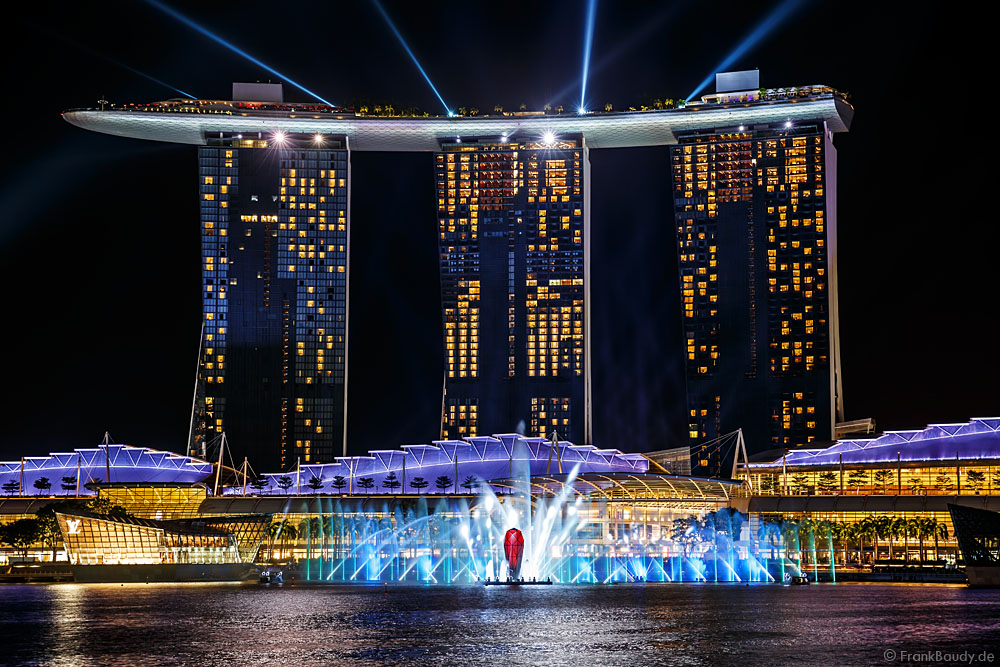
left=671, top=122, right=842, bottom=466
left=195, top=134, right=349, bottom=470
left=436, top=136, right=591, bottom=442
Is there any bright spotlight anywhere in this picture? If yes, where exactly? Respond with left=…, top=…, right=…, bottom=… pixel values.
left=542, top=131, right=556, bottom=146
left=313, top=133, right=324, bottom=144
left=144, top=0, right=334, bottom=106
left=578, top=106, right=587, bottom=115
left=500, top=134, right=508, bottom=143
left=686, top=0, right=809, bottom=101
left=370, top=0, right=451, bottom=114
left=738, top=125, right=745, bottom=131
left=579, top=0, right=599, bottom=111
left=272, top=131, right=286, bottom=145
left=784, top=120, right=792, bottom=128
left=448, top=111, right=455, bottom=117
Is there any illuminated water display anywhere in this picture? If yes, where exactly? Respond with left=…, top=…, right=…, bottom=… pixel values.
left=267, top=461, right=800, bottom=585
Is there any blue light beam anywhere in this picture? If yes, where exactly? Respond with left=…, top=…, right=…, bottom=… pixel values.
left=144, top=0, right=335, bottom=106
left=116, top=60, right=197, bottom=99
left=579, top=0, right=599, bottom=110
left=369, top=0, right=450, bottom=114
left=686, top=0, right=809, bottom=101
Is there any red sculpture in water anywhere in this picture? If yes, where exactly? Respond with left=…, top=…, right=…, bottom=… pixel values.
left=504, top=528, right=525, bottom=579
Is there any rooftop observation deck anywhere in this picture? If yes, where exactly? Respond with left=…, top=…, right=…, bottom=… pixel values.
left=62, top=85, right=853, bottom=151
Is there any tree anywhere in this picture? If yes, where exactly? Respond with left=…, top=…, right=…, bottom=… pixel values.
left=908, top=476, right=926, bottom=495
left=357, top=477, right=375, bottom=494
left=249, top=476, right=269, bottom=494
left=966, top=470, right=986, bottom=493
left=329, top=476, right=347, bottom=494
left=435, top=476, right=453, bottom=493
left=382, top=472, right=401, bottom=493
left=267, top=520, right=298, bottom=562
left=33, top=477, right=52, bottom=496
left=0, top=519, right=43, bottom=558
left=410, top=477, right=429, bottom=494
left=992, top=470, right=1000, bottom=493
left=2, top=480, right=20, bottom=496
left=816, top=472, right=838, bottom=494
left=934, top=473, right=954, bottom=493
left=873, top=470, right=893, bottom=494
left=60, top=476, right=77, bottom=495
left=276, top=476, right=294, bottom=494
left=604, top=102, right=613, bottom=112
left=306, top=476, right=324, bottom=494
left=846, top=470, right=868, bottom=495
left=790, top=474, right=810, bottom=494
left=460, top=475, right=479, bottom=493
left=933, top=520, right=949, bottom=562
left=493, top=104, right=503, bottom=114
left=758, top=476, right=778, bottom=494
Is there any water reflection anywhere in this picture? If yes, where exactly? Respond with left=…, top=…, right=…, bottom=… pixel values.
left=2, top=583, right=998, bottom=666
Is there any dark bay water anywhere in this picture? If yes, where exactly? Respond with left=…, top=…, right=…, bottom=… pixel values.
left=2, top=583, right=998, bottom=666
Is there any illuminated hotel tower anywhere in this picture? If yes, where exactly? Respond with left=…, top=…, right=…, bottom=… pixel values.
left=193, top=131, right=350, bottom=470
left=671, top=90, right=844, bottom=470
left=436, top=134, right=591, bottom=443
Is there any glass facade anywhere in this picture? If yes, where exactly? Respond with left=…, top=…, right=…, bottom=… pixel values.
left=671, top=122, right=842, bottom=471
left=57, top=512, right=242, bottom=566
left=436, top=135, right=591, bottom=442
left=194, top=133, right=350, bottom=469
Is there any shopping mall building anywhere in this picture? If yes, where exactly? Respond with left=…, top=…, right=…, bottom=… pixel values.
left=1, top=419, right=998, bottom=583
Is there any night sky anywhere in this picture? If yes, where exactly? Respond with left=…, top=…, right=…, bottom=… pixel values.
left=1, top=1, right=995, bottom=461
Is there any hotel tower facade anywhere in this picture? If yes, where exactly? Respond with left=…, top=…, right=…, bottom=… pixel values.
left=671, top=77, right=844, bottom=473
left=436, top=135, right=592, bottom=443
left=192, top=125, right=350, bottom=470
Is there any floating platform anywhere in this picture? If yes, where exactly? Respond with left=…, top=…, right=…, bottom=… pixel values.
left=483, top=580, right=553, bottom=586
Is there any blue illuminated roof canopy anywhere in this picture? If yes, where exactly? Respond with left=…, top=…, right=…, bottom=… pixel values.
left=0, top=445, right=213, bottom=496
left=746, top=418, right=1000, bottom=469
left=225, top=434, right=649, bottom=494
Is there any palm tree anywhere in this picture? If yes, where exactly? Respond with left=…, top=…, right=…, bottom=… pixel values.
left=306, top=476, right=324, bottom=494
left=275, top=521, right=299, bottom=562
left=888, top=518, right=908, bottom=561
left=933, top=519, right=949, bottom=562
left=915, top=517, right=935, bottom=564
left=276, top=476, right=294, bottom=494
left=410, top=477, right=429, bottom=494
